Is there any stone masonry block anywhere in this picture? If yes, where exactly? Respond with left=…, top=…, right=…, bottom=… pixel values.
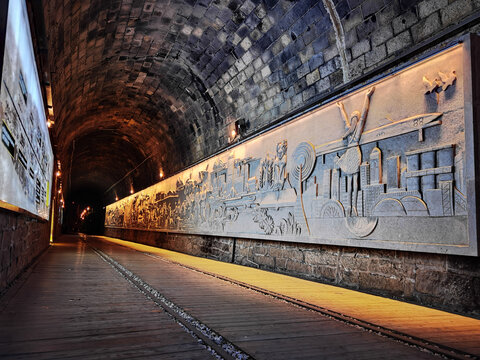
left=344, top=29, right=358, bottom=49
left=261, top=65, right=271, bottom=79
left=347, top=0, right=363, bottom=9
left=365, top=44, right=387, bottom=67
left=308, top=53, right=324, bottom=70
left=296, top=62, right=310, bottom=79
left=418, top=0, right=448, bottom=18
left=315, top=76, right=331, bottom=93
left=358, top=272, right=405, bottom=296
left=356, top=17, right=377, bottom=39
left=329, top=69, right=344, bottom=87
left=312, top=265, right=337, bottom=282
left=351, top=38, right=371, bottom=59
left=240, top=37, right=252, bottom=51
left=411, top=12, right=442, bottom=43
left=291, top=93, right=303, bottom=108
left=302, top=85, right=315, bottom=101
left=299, top=45, right=314, bottom=64
left=279, top=97, right=291, bottom=113
left=361, top=0, right=385, bottom=18
left=440, top=0, right=473, bottom=26
left=319, top=59, right=336, bottom=78
left=392, top=11, right=418, bottom=35
left=253, top=57, right=263, bottom=70
left=323, top=44, right=339, bottom=62
left=348, top=54, right=365, bottom=78
left=377, top=4, right=400, bottom=26
left=386, top=30, right=412, bottom=55
left=264, top=98, right=274, bottom=110
left=256, top=254, right=275, bottom=268
left=306, top=69, right=320, bottom=86
left=415, top=269, right=445, bottom=296
left=304, top=250, right=338, bottom=266
left=285, top=259, right=312, bottom=274
left=371, top=25, right=394, bottom=47
left=342, top=7, right=363, bottom=33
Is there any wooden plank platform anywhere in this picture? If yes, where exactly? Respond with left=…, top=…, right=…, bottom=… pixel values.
left=87, top=237, right=440, bottom=359
left=94, top=235, right=480, bottom=358
left=0, top=234, right=472, bottom=359
left=0, top=237, right=215, bottom=360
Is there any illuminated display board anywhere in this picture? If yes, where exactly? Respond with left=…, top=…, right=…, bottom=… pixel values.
left=0, top=0, right=53, bottom=219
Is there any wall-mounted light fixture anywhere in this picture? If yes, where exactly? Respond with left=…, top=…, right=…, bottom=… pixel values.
left=80, top=206, right=91, bottom=220
left=228, top=118, right=247, bottom=143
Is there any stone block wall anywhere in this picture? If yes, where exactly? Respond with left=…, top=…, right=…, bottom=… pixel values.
left=0, top=209, right=50, bottom=292
left=44, top=0, right=480, bottom=176
left=104, top=228, right=233, bottom=263
left=104, top=227, right=480, bottom=316
left=234, top=239, right=480, bottom=315
left=206, top=0, right=480, bottom=149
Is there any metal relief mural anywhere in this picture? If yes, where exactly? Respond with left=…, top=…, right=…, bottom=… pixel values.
left=0, top=0, right=54, bottom=219
left=106, top=43, right=478, bottom=256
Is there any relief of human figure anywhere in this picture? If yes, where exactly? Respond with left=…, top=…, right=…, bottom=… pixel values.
left=272, top=140, right=287, bottom=190
left=335, top=86, right=375, bottom=216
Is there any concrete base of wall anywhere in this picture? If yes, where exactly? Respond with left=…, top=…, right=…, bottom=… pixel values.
left=104, top=227, right=480, bottom=316
left=0, top=209, right=50, bottom=292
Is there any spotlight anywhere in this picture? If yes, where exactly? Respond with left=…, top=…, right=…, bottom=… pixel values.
left=228, top=118, right=247, bottom=143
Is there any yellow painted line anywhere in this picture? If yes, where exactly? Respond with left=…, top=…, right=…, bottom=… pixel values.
left=94, top=235, right=480, bottom=356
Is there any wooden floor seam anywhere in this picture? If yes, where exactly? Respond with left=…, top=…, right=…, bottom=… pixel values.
left=140, top=252, right=477, bottom=360
left=93, top=235, right=480, bottom=358
left=91, top=245, right=252, bottom=360
left=2, top=235, right=478, bottom=360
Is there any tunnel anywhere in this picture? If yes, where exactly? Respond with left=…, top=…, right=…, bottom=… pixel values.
left=0, top=0, right=480, bottom=358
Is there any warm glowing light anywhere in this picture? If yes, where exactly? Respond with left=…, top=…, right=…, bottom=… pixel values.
left=159, top=170, right=164, bottom=178
left=55, top=170, right=61, bottom=177
left=231, top=129, right=236, bottom=138
left=130, top=189, right=134, bottom=194
left=58, top=189, right=62, bottom=194
left=47, top=119, right=54, bottom=128
left=115, top=196, right=119, bottom=201
left=87, top=206, right=90, bottom=210
left=99, top=235, right=480, bottom=356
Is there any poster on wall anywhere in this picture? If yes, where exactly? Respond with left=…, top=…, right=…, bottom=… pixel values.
left=106, top=38, right=478, bottom=256
left=0, top=0, right=54, bottom=220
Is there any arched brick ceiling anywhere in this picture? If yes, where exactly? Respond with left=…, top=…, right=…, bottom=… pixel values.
left=41, top=0, right=347, bottom=201
left=40, top=0, right=480, bottom=203
left=67, top=131, right=159, bottom=196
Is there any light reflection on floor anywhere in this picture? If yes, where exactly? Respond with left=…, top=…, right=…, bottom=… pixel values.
left=91, top=235, right=480, bottom=357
